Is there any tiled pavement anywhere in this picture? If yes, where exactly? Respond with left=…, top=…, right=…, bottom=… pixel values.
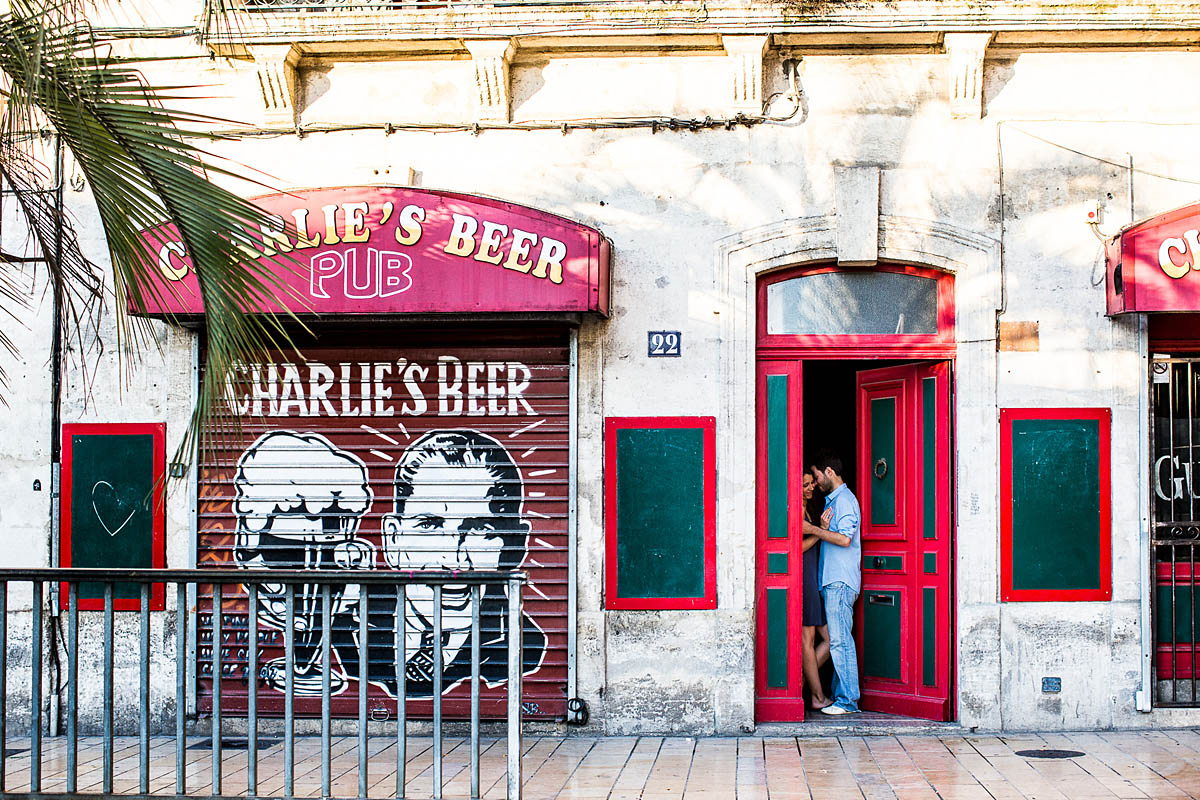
left=7, top=729, right=1200, bottom=798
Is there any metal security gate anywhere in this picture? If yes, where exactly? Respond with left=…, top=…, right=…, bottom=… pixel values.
left=196, top=326, right=570, bottom=720
left=1152, top=354, right=1200, bottom=706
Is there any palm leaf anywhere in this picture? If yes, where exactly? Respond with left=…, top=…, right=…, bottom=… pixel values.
left=0, top=0, right=308, bottom=466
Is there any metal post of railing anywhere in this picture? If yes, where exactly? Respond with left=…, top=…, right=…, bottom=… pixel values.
left=103, top=582, right=114, bottom=795
left=1193, top=543, right=1199, bottom=704
left=321, top=582, right=332, bottom=799
left=140, top=582, right=151, bottom=794
left=0, top=581, right=7, bottom=793
left=470, top=584, right=481, bottom=800
left=248, top=584, right=259, bottom=797
left=1173, top=540, right=1180, bottom=704
left=507, top=577, right=523, bottom=800
left=66, top=582, right=77, bottom=794
left=30, top=580, right=42, bottom=793
left=358, top=586, right=369, bottom=799
left=396, top=585, right=406, bottom=800
left=1189, top=362, right=1197, bottom=704
left=433, top=584, right=443, bottom=800
left=176, top=581, right=187, bottom=795
left=212, top=582, right=223, bottom=796
left=284, top=585, right=295, bottom=799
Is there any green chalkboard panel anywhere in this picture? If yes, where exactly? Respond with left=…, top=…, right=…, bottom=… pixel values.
left=605, top=417, right=716, bottom=610
left=62, top=424, right=165, bottom=609
left=1001, top=409, right=1111, bottom=601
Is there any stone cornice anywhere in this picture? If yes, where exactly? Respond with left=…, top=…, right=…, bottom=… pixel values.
left=204, top=0, right=1200, bottom=57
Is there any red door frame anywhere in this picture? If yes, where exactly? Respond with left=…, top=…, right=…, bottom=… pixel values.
left=753, top=262, right=957, bottom=723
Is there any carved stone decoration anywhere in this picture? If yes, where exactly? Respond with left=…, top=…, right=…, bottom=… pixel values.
left=464, top=39, right=516, bottom=123
left=944, top=32, right=994, bottom=119
left=724, top=35, right=770, bottom=116
left=250, top=44, right=302, bottom=127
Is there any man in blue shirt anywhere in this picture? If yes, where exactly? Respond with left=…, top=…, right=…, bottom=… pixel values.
left=802, top=452, right=862, bottom=715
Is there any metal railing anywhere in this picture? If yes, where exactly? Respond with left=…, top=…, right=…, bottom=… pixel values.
left=1152, top=356, right=1200, bottom=707
left=0, top=567, right=525, bottom=799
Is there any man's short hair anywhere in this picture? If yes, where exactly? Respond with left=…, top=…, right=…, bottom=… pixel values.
left=391, top=429, right=530, bottom=568
left=810, top=451, right=844, bottom=479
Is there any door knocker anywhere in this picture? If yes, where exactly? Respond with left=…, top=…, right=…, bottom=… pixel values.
left=874, top=457, right=888, bottom=480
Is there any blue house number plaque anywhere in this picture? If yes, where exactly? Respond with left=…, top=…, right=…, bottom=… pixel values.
left=648, top=331, right=682, bottom=357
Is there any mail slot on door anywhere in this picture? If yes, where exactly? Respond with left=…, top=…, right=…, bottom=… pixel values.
left=866, top=555, right=903, bottom=571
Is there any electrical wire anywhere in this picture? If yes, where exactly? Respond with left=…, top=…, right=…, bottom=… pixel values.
left=1007, top=124, right=1200, bottom=187
left=208, top=96, right=803, bottom=139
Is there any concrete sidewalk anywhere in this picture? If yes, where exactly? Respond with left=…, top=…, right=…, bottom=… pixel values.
left=6, top=728, right=1200, bottom=798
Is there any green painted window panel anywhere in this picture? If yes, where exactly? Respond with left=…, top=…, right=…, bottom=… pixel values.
left=922, top=587, right=937, bottom=687
left=1156, top=585, right=1200, bottom=643
left=767, top=588, right=789, bottom=688
left=871, top=397, right=897, bottom=526
left=924, top=552, right=937, bottom=574
left=865, top=555, right=903, bottom=571
left=923, top=377, right=937, bottom=540
left=616, top=427, right=706, bottom=599
left=1009, top=419, right=1102, bottom=592
left=767, top=553, right=789, bottom=575
left=862, top=590, right=902, bottom=681
left=69, top=433, right=156, bottom=601
left=767, top=374, right=790, bottom=539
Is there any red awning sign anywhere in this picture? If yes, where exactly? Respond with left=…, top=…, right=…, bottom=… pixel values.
left=137, top=186, right=611, bottom=317
left=1106, top=200, right=1200, bottom=315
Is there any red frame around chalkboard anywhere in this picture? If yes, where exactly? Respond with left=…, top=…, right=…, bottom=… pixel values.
left=60, top=422, right=167, bottom=611
left=604, top=416, right=717, bottom=610
left=999, top=408, right=1112, bottom=602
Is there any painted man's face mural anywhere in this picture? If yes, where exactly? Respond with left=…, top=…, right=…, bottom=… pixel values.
left=380, top=430, right=533, bottom=689
left=233, top=431, right=374, bottom=693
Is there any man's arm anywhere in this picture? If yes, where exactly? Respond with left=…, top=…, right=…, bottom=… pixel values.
left=801, top=517, right=852, bottom=547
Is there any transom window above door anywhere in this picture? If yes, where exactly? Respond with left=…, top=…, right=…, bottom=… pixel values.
left=757, top=264, right=955, bottom=358
left=767, top=270, right=937, bottom=335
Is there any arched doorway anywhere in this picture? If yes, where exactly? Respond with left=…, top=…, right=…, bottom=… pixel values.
left=754, top=262, right=956, bottom=723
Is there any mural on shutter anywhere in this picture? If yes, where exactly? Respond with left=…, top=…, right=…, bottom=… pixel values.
left=196, top=329, right=569, bottom=719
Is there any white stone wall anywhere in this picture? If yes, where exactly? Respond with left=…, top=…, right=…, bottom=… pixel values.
left=10, top=5, right=1200, bottom=734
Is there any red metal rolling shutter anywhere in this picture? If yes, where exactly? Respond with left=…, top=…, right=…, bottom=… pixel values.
left=196, top=326, right=570, bottom=720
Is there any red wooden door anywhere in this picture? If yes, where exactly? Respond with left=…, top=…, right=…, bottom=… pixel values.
left=855, top=362, right=953, bottom=721
left=754, top=360, right=806, bottom=721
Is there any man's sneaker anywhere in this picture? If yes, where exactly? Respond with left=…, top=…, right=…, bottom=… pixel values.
left=821, top=704, right=857, bottom=715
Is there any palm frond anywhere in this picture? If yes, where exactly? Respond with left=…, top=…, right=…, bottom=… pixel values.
left=0, top=0, right=308, bottom=466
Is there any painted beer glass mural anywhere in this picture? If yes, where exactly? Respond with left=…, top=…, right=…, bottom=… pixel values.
left=197, top=331, right=568, bottom=719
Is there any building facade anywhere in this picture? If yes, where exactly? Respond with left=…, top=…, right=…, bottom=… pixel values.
left=6, top=0, right=1200, bottom=735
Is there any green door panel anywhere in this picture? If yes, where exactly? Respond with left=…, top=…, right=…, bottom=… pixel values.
left=870, top=397, right=897, bottom=526
left=922, top=377, right=937, bottom=539
left=865, top=555, right=903, bottom=571
left=767, top=375, right=789, bottom=539
left=863, top=590, right=902, bottom=681
left=766, top=588, right=789, bottom=688
left=922, top=587, right=937, bottom=687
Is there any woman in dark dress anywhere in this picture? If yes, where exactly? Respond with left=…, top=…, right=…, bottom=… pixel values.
left=801, top=471, right=832, bottom=709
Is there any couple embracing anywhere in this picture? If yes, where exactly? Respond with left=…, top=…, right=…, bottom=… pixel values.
left=800, top=452, right=862, bottom=716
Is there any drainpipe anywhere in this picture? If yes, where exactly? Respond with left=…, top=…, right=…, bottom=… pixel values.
left=47, top=135, right=65, bottom=737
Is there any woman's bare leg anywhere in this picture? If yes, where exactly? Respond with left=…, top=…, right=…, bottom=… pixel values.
left=816, top=624, right=830, bottom=668
left=802, top=625, right=831, bottom=708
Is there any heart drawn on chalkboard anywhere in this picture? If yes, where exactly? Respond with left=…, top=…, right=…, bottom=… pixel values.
left=91, top=481, right=135, bottom=537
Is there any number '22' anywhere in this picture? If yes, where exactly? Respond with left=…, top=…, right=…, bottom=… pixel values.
left=648, top=331, right=681, bottom=357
